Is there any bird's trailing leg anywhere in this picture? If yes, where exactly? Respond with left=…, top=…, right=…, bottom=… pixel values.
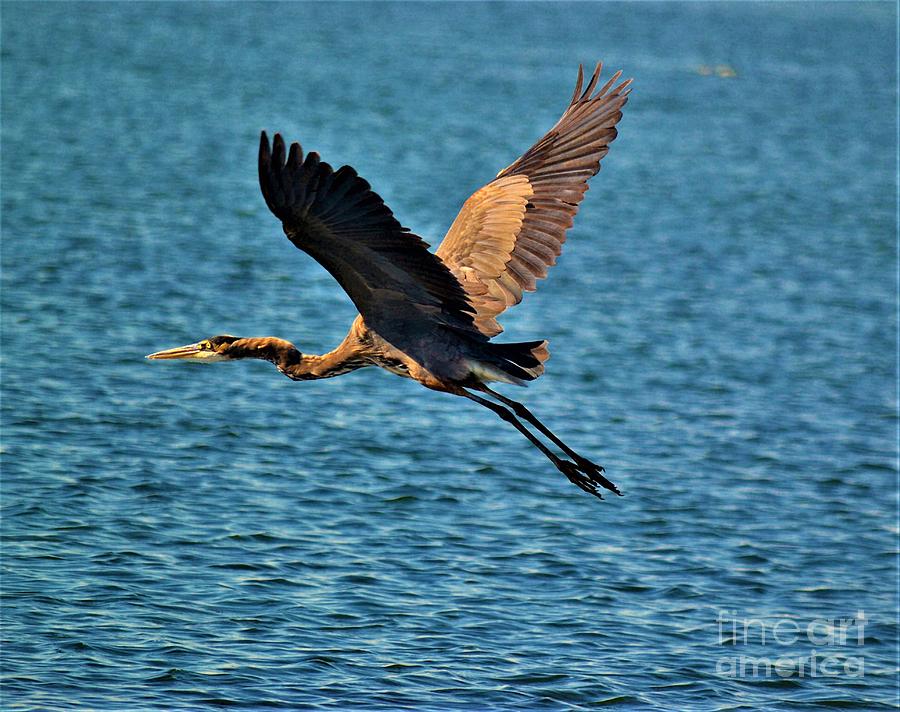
left=477, top=384, right=622, bottom=497
left=460, top=390, right=618, bottom=500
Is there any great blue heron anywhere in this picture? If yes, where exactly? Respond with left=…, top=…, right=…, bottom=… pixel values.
left=148, top=63, right=631, bottom=499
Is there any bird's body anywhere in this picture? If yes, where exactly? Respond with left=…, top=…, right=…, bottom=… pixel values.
left=149, top=63, right=632, bottom=500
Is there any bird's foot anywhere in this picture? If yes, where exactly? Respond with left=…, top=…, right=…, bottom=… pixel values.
left=571, top=455, right=622, bottom=497
left=557, top=459, right=604, bottom=499
left=555, top=457, right=621, bottom=500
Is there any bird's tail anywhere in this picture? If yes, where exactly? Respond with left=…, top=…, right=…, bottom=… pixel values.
left=485, top=339, right=550, bottom=384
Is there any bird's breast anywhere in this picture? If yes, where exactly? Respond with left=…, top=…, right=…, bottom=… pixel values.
left=369, top=355, right=412, bottom=378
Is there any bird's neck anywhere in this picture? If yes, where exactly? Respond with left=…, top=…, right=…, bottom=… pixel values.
left=228, top=337, right=367, bottom=381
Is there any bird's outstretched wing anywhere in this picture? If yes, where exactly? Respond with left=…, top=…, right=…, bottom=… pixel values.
left=258, top=132, right=484, bottom=342
left=436, top=63, right=632, bottom=337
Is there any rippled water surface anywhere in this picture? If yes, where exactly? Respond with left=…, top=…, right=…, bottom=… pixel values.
left=2, top=2, right=897, bottom=709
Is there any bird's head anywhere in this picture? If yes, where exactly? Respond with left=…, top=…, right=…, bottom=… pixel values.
left=146, top=334, right=241, bottom=362
left=146, top=335, right=301, bottom=367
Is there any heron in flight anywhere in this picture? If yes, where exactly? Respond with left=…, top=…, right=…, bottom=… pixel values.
left=148, top=63, right=631, bottom=499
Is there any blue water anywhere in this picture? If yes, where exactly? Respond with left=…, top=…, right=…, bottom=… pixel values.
left=2, top=2, right=897, bottom=709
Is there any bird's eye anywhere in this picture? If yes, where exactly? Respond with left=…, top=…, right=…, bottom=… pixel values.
left=200, top=341, right=211, bottom=350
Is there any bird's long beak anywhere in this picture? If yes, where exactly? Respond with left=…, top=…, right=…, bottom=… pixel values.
left=146, top=342, right=204, bottom=360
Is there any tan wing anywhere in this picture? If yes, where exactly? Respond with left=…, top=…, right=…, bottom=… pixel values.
left=436, top=63, right=632, bottom=337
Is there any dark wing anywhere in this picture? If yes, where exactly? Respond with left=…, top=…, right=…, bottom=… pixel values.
left=258, top=132, right=484, bottom=343
left=436, top=63, right=632, bottom=337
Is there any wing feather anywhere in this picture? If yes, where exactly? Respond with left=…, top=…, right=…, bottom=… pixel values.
left=436, top=63, right=631, bottom=337
left=258, top=132, right=483, bottom=344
